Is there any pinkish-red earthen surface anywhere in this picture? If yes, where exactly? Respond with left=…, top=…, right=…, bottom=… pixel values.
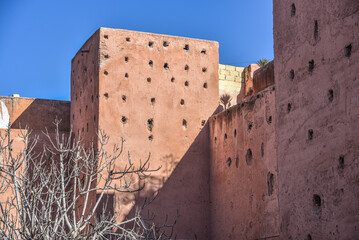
left=274, top=0, right=359, bottom=239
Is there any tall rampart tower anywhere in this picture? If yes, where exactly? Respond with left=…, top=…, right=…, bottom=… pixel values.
left=71, top=28, right=219, bottom=237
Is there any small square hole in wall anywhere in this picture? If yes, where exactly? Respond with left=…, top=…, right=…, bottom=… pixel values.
left=291, top=3, right=296, bottom=17
left=121, top=116, right=128, bottom=124
left=148, top=41, right=154, bottom=48
left=147, top=118, right=154, bottom=132
left=163, top=63, right=169, bottom=70
left=308, top=60, right=314, bottom=73
left=148, top=134, right=154, bottom=141
left=308, top=129, right=314, bottom=140
left=125, top=56, right=129, bottom=63
left=226, top=157, right=232, bottom=167
left=203, top=82, right=208, bottom=88
left=201, top=49, right=206, bottom=54
left=122, top=95, right=127, bottom=102
left=147, top=77, right=151, bottom=83
left=163, top=41, right=169, bottom=48
left=104, top=54, right=109, bottom=59
left=104, top=93, right=109, bottom=99
left=202, top=67, right=207, bottom=72
left=345, top=44, right=352, bottom=58
left=183, top=44, right=189, bottom=51
left=104, top=70, right=109, bottom=75
left=126, top=37, right=131, bottom=42
left=184, top=65, right=189, bottom=71
left=314, top=20, right=319, bottom=42
left=180, top=99, right=185, bottom=105
left=125, top=73, right=129, bottom=78
left=313, top=194, right=321, bottom=209
left=201, top=120, right=206, bottom=126
left=104, top=35, right=108, bottom=39
left=151, top=98, right=156, bottom=105
left=246, top=149, right=253, bottom=166
left=328, top=89, right=334, bottom=102
left=182, top=119, right=187, bottom=129
left=184, top=81, right=189, bottom=87
left=171, top=77, right=175, bottom=82
left=290, top=69, right=295, bottom=80
left=338, top=155, right=345, bottom=169
left=149, top=60, right=153, bottom=67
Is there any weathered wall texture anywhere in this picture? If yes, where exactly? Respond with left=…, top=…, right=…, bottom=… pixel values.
left=71, top=30, right=100, bottom=145
left=219, top=64, right=244, bottom=107
left=72, top=28, right=219, bottom=239
left=253, top=61, right=274, bottom=94
left=0, top=97, right=70, bottom=212
left=209, top=85, right=279, bottom=240
left=0, top=96, right=70, bottom=131
left=274, top=0, right=359, bottom=239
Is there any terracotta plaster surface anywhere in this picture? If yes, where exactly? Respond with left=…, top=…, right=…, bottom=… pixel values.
left=0, top=97, right=70, bottom=214
left=274, top=0, right=359, bottom=239
left=72, top=28, right=219, bottom=239
left=253, top=61, right=274, bottom=94
left=209, top=86, right=279, bottom=240
left=71, top=29, right=100, bottom=146
left=0, top=96, right=70, bottom=131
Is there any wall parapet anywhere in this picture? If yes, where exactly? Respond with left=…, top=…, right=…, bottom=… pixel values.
left=253, top=60, right=274, bottom=94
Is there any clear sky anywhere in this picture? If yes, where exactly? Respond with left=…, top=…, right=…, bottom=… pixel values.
left=0, top=0, right=273, bottom=101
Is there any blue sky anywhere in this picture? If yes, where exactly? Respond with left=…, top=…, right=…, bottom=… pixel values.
left=0, top=0, right=273, bottom=101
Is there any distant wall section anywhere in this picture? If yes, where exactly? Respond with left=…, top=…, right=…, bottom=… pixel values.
left=219, top=64, right=244, bottom=107
left=209, top=85, right=279, bottom=240
left=0, top=96, right=70, bottom=132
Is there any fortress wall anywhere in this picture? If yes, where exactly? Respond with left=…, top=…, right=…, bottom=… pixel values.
left=253, top=60, right=274, bottom=94
left=0, top=96, right=70, bottom=131
left=71, top=30, right=100, bottom=145
left=209, top=86, right=279, bottom=240
left=219, top=64, right=244, bottom=107
left=73, top=28, right=220, bottom=239
left=273, top=0, right=359, bottom=239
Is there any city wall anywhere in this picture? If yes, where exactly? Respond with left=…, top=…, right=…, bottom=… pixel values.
left=274, top=0, right=359, bottom=239
left=71, top=28, right=220, bottom=239
left=0, top=0, right=358, bottom=238
left=209, top=73, right=278, bottom=239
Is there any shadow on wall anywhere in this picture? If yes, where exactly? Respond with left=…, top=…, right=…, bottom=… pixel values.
left=132, top=106, right=223, bottom=240
left=10, top=99, right=70, bottom=132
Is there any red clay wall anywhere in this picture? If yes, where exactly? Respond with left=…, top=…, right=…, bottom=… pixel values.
left=274, top=1, right=359, bottom=239
left=71, top=30, right=100, bottom=145
left=209, top=86, right=279, bottom=240
left=253, top=61, right=274, bottom=94
left=0, top=97, right=70, bottom=214
left=0, top=96, right=70, bottom=131
left=73, top=28, right=219, bottom=239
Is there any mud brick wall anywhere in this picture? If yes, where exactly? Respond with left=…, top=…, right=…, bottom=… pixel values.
left=273, top=0, right=359, bottom=239
left=209, top=86, right=279, bottom=240
left=71, top=28, right=219, bottom=239
left=0, top=96, right=70, bottom=132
